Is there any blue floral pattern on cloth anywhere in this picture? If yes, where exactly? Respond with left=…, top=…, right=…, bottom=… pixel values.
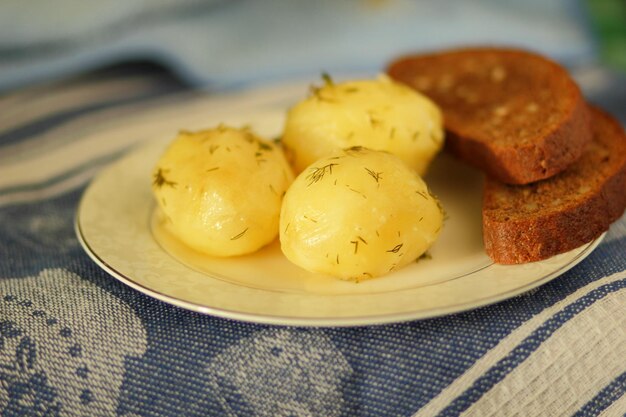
left=0, top=270, right=147, bottom=416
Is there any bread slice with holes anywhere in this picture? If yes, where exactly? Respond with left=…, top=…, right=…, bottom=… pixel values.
left=482, top=107, right=626, bottom=264
left=387, top=47, right=592, bottom=184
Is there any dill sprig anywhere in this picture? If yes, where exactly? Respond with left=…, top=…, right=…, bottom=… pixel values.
left=306, top=163, right=338, bottom=186
left=364, top=167, right=383, bottom=184
left=321, top=72, right=334, bottom=86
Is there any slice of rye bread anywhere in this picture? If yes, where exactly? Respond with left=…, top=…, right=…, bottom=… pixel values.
left=483, top=107, right=626, bottom=264
left=387, top=47, right=592, bottom=184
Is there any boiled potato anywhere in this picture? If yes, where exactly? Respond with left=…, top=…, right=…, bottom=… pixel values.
left=282, top=75, right=444, bottom=175
left=152, top=126, right=294, bottom=257
left=280, top=147, right=444, bottom=280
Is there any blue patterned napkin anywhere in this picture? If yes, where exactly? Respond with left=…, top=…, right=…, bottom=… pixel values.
left=1, top=65, right=625, bottom=416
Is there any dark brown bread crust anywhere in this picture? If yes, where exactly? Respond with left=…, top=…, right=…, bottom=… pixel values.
left=387, top=47, right=592, bottom=184
left=483, top=108, right=626, bottom=264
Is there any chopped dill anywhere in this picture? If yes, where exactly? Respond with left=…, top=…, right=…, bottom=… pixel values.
left=303, top=215, right=317, bottom=223
left=153, top=168, right=177, bottom=189
left=258, top=141, right=273, bottom=151
left=368, top=111, right=382, bottom=127
left=345, top=185, right=367, bottom=199
left=387, top=243, right=403, bottom=253
left=350, top=240, right=359, bottom=254
left=412, top=131, right=420, bottom=141
left=389, top=128, right=396, bottom=139
left=345, top=146, right=365, bottom=155
left=230, top=228, right=248, bottom=240
left=205, top=167, right=220, bottom=173
left=209, top=144, right=220, bottom=154
left=416, top=190, right=429, bottom=199
left=418, top=252, right=432, bottom=261
left=358, top=236, right=367, bottom=244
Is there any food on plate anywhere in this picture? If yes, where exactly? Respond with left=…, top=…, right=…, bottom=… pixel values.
left=152, top=125, right=294, bottom=257
left=281, top=74, right=444, bottom=175
left=279, top=146, right=444, bottom=280
left=483, top=107, right=626, bottom=264
left=387, top=47, right=591, bottom=184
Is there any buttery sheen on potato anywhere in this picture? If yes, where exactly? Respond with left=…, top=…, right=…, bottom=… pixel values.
left=280, top=147, right=444, bottom=280
left=152, top=126, right=293, bottom=257
left=282, top=75, right=444, bottom=175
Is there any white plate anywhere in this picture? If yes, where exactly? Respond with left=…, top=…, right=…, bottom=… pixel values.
left=75, top=105, right=603, bottom=327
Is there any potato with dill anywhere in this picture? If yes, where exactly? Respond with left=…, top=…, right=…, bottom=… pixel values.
left=280, top=147, right=444, bottom=280
left=152, top=126, right=294, bottom=257
left=282, top=74, right=444, bottom=175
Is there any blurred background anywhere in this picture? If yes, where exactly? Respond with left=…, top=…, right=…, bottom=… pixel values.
left=0, top=0, right=624, bottom=119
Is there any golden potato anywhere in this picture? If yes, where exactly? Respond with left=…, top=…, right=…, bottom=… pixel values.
left=280, top=147, right=444, bottom=280
left=282, top=75, right=444, bottom=175
left=152, top=126, right=294, bottom=257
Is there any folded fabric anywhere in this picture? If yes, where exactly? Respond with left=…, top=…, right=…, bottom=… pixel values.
left=0, top=0, right=596, bottom=91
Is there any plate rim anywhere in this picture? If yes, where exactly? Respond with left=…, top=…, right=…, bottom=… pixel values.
left=75, top=211, right=604, bottom=327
